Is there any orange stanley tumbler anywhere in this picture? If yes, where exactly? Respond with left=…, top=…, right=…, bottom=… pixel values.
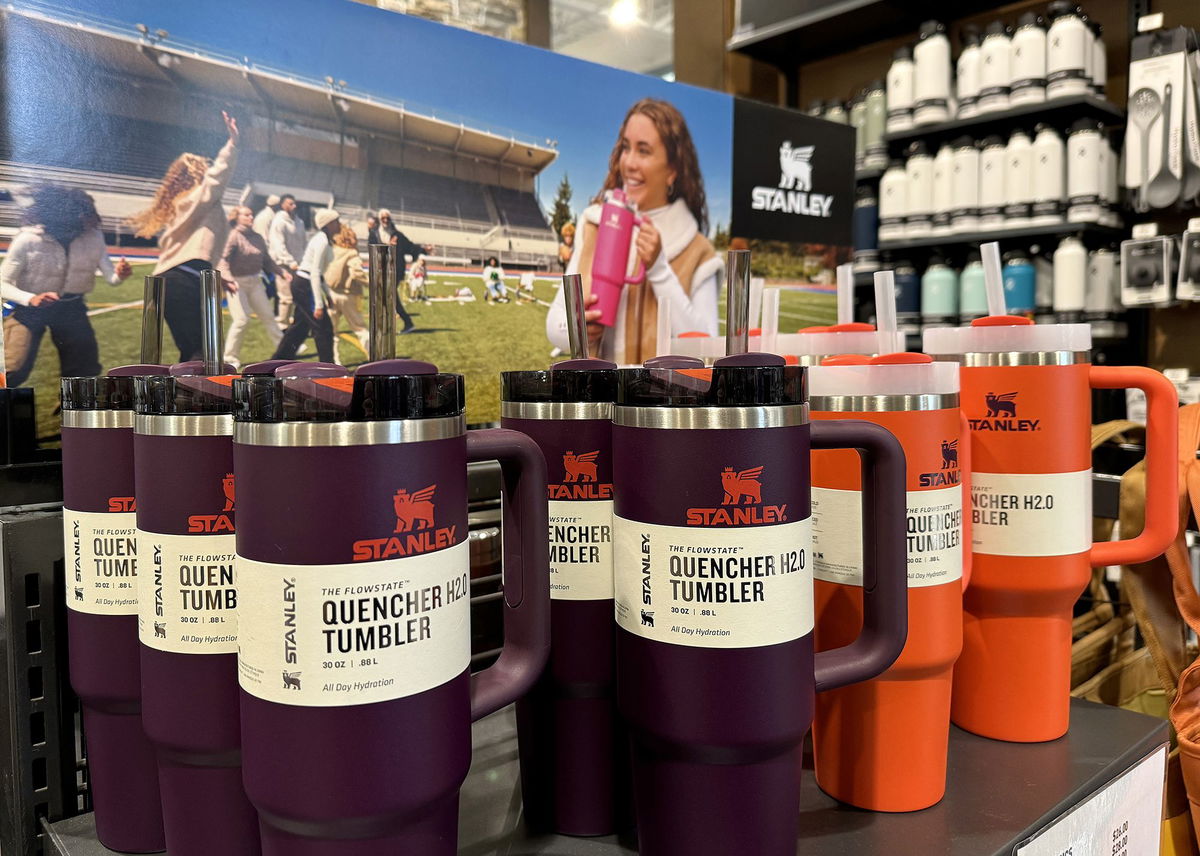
left=809, top=353, right=969, bottom=811
left=924, top=317, right=1178, bottom=742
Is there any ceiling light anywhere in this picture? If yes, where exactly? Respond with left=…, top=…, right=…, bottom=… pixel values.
left=609, top=0, right=638, bottom=29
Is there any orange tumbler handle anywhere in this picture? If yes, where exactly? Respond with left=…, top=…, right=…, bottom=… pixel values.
left=959, top=411, right=972, bottom=591
left=1088, top=366, right=1179, bottom=567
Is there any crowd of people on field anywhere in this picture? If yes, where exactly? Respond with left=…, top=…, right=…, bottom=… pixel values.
left=0, top=108, right=548, bottom=388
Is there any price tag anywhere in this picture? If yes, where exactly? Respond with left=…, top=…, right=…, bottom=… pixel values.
left=1016, top=746, right=1166, bottom=856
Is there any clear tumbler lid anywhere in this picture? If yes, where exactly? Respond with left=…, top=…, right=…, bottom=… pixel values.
left=922, top=316, right=1091, bottom=355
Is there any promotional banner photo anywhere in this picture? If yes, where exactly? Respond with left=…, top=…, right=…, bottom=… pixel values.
left=3, top=0, right=1198, bottom=855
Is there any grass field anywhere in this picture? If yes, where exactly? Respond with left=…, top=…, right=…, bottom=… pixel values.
left=23, top=262, right=836, bottom=439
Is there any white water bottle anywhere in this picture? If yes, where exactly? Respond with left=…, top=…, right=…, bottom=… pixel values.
left=863, top=80, right=889, bottom=168
left=1053, top=234, right=1088, bottom=316
left=1066, top=118, right=1104, bottom=224
left=1004, top=129, right=1034, bottom=226
left=886, top=45, right=916, bottom=132
left=957, top=25, right=983, bottom=119
left=978, top=21, right=1012, bottom=114
left=1046, top=1, right=1091, bottom=98
left=978, top=135, right=1007, bottom=230
left=878, top=159, right=909, bottom=242
left=1010, top=12, right=1047, bottom=105
left=914, top=20, right=953, bottom=125
left=1030, top=124, right=1066, bottom=225
left=932, top=143, right=955, bottom=236
left=1086, top=247, right=1119, bottom=318
left=905, top=141, right=934, bottom=237
left=950, top=136, right=980, bottom=233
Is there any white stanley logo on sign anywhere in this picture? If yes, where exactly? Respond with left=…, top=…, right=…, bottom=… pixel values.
left=751, top=141, right=834, bottom=218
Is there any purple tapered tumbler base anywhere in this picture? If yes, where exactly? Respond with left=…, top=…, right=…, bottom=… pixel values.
left=632, top=744, right=802, bottom=856
left=83, top=708, right=165, bottom=853
left=157, top=762, right=261, bottom=856
left=257, top=798, right=459, bottom=856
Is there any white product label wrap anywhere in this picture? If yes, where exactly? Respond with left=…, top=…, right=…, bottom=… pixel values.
left=812, top=487, right=963, bottom=588
left=971, top=470, right=1092, bottom=556
left=548, top=500, right=614, bottom=600
left=63, top=509, right=140, bottom=615
left=613, top=516, right=812, bottom=649
left=137, top=531, right=238, bottom=654
left=236, top=540, right=470, bottom=707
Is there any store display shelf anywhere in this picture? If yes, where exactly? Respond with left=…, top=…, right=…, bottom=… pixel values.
left=883, top=94, right=1124, bottom=150
left=46, top=699, right=1166, bottom=856
left=726, top=0, right=1002, bottom=69
left=878, top=221, right=1124, bottom=252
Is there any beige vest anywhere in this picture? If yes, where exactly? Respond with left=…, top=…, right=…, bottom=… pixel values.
left=576, top=220, right=716, bottom=364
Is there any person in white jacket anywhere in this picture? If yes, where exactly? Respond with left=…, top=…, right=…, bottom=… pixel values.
left=268, top=194, right=306, bottom=327
left=272, top=209, right=339, bottom=364
left=546, top=98, right=722, bottom=364
left=1, top=186, right=132, bottom=386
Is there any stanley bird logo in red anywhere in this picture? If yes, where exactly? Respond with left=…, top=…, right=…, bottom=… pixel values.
left=393, top=485, right=436, bottom=533
left=352, top=484, right=456, bottom=561
left=549, top=451, right=612, bottom=500
left=687, top=465, right=787, bottom=526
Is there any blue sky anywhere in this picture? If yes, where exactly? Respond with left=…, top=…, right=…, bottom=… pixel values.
left=35, top=0, right=733, bottom=232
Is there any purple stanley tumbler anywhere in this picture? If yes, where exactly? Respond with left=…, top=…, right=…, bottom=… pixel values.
left=612, top=353, right=909, bottom=856
left=231, top=359, right=550, bottom=855
left=133, top=362, right=259, bottom=856
left=501, top=358, right=626, bottom=835
left=61, top=365, right=167, bottom=853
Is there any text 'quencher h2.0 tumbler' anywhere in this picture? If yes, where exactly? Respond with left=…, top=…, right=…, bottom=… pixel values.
left=809, top=353, right=969, bottom=812
left=612, top=352, right=909, bottom=856
left=133, top=361, right=258, bottom=856
left=232, top=359, right=550, bottom=855
left=925, top=316, right=1178, bottom=742
left=62, top=367, right=167, bottom=853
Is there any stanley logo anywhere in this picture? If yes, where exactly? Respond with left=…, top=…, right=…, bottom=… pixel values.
left=188, top=474, right=235, bottom=533
left=549, top=450, right=613, bottom=500
left=352, top=484, right=456, bottom=561
left=919, top=439, right=962, bottom=487
left=686, top=465, right=787, bottom=526
left=107, top=496, right=136, bottom=512
left=393, top=486, right=436, bottom=533
left=969, top=392, right=1041, bottom=432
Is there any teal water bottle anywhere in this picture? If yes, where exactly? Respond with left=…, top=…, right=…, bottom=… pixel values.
left=1003, top=249, right=1037, bottom=317
left=921, top=253, right=959, bottom=328
left=958, top=250, right=988, bottom=321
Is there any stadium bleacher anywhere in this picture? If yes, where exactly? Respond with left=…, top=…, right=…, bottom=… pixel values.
left=377, top=167, right=491, bottom=225
left=491, top=186, right=551, bottom=231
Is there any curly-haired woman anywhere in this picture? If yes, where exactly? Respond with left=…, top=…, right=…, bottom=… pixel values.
left=128, top=110, right=238, bottom=362
left=0, top=186, right=133, bottom=386
left=545, top=98, right=722, bottom=363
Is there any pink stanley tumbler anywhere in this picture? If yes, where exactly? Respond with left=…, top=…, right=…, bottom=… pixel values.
left=590, top=188, right=645, bottom=327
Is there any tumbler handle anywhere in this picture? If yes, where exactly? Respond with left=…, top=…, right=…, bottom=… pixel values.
left=1088, top=366, right=1179, bottom=567
left=467, top=428, right=551, bottom=720
left=627, top=215, right=646, bottom=284
left=811, top=420, right=909, bottom=692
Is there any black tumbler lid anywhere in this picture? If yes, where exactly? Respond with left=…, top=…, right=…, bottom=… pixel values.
left=1069, top=117, right=1102, bottom=134
left=952, top=135, right=976, bottom=149
left=985, top=20, right=1009, bottom=37
left=919, top=20, right=946, bottom=39
left=892, top=44, right=913, bottom=61
left=961, top=23, right=982, bottom=45
left=1017, top=11, right=1043, bottom=29
left=1047, top=0, right=1075, bottom=19
left=234, top=359, right=464, bottom=422
left=135, top=361, right=239, bottom=415
left=981, top=134, right=1005, bottom=148
left=502, top=359, right=617, bottom=404
left=62, top=365, right=169, bottom=412
left=618, top=354, right=805, bottom=408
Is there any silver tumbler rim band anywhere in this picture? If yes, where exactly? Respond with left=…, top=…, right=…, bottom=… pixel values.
left=62, top=410, right=135, bottom=429
left=809, top=393, right=960, bottom=412
left=933, top=351, right=1091, bottom=367
left=500, top=401, right=613, bottom=421
left=612, top=404, right=808, bottom=430
left=135, top=413, right=234, bottom=437
left=234, top=414, right=466, bottom=447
